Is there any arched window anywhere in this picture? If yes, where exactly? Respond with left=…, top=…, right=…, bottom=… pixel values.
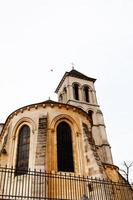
left=16, top=125, right=30, bottom=175
left=63, top=87, right=67, bottom=102
left=57, top=122, right=74, bottom=172
left=73, top=83, right=79, bottom=100
left=63, top=87, right=67, bottom=94
left=59, top=94, right=63, bottom=102
left=83, top=86, right=90, bottom=102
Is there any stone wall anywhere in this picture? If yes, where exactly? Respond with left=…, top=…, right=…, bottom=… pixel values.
left=35, top=116, right=47, bottom=171
left=82, top=122, right=104, bottom=177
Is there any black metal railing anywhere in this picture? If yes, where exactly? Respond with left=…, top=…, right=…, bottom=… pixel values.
left=0, top=166, right=133, bottom=200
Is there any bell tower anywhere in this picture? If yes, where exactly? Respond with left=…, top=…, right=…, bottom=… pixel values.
left=55, top=69, right=113, bottom=165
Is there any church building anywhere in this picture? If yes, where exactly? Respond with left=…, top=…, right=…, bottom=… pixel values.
left=0, top=69, right=132, bottom=199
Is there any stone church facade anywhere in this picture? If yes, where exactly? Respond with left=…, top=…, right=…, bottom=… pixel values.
left=0, top=69, right=122, bottom=182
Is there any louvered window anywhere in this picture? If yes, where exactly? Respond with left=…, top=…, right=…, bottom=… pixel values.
left=73, top=83, right=79, bottom=100
left=83, top=86, right=89, bottom=102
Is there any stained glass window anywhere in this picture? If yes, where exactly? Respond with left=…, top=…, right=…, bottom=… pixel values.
left=16, top=125, right=30, bottom=175
left=57, top=122, right=74, bottom=172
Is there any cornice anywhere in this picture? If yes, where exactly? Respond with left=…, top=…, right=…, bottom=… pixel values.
left=93, top=124, right=106, bottom=128
left=102, top=162, right=119, bottom=171
left=0, top=100, right=90, bottom=139
left=96, top=143, right=111, bottom=148
left=66, top=100, right=100, bottom=108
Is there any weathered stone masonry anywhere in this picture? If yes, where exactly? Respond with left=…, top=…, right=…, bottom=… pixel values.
left=35, top=116, right=47, bottom=170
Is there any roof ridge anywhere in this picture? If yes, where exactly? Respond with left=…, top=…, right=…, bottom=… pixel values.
left=55, top=69, right=96, bottom=93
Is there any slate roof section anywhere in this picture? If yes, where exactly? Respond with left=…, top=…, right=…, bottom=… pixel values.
left=55, top=69, right=96, bottom=93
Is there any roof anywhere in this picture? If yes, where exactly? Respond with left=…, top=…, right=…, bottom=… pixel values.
left=0, top=99, right=90, bottom=139
left=55, top=69, right=96, bottom=93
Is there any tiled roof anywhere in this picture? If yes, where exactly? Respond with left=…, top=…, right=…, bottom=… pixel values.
left=55, top=69, right=96, bottom=93
left=68, top=69, right=96, bottom=82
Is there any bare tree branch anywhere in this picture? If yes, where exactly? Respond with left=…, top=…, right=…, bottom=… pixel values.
left=129, top=162, right=133, bottom=168
left=120, top=161, right=133, bottom=183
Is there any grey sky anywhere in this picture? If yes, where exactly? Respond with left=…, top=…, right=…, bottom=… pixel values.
left=0, top=0, right=133, bottom=179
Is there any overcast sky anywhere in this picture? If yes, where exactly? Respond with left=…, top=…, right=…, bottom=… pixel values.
left=0, top=0, right=133, bottom=180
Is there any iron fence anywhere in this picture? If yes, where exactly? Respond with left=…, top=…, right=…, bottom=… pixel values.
left=0, top=166, right=133, bottom=200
